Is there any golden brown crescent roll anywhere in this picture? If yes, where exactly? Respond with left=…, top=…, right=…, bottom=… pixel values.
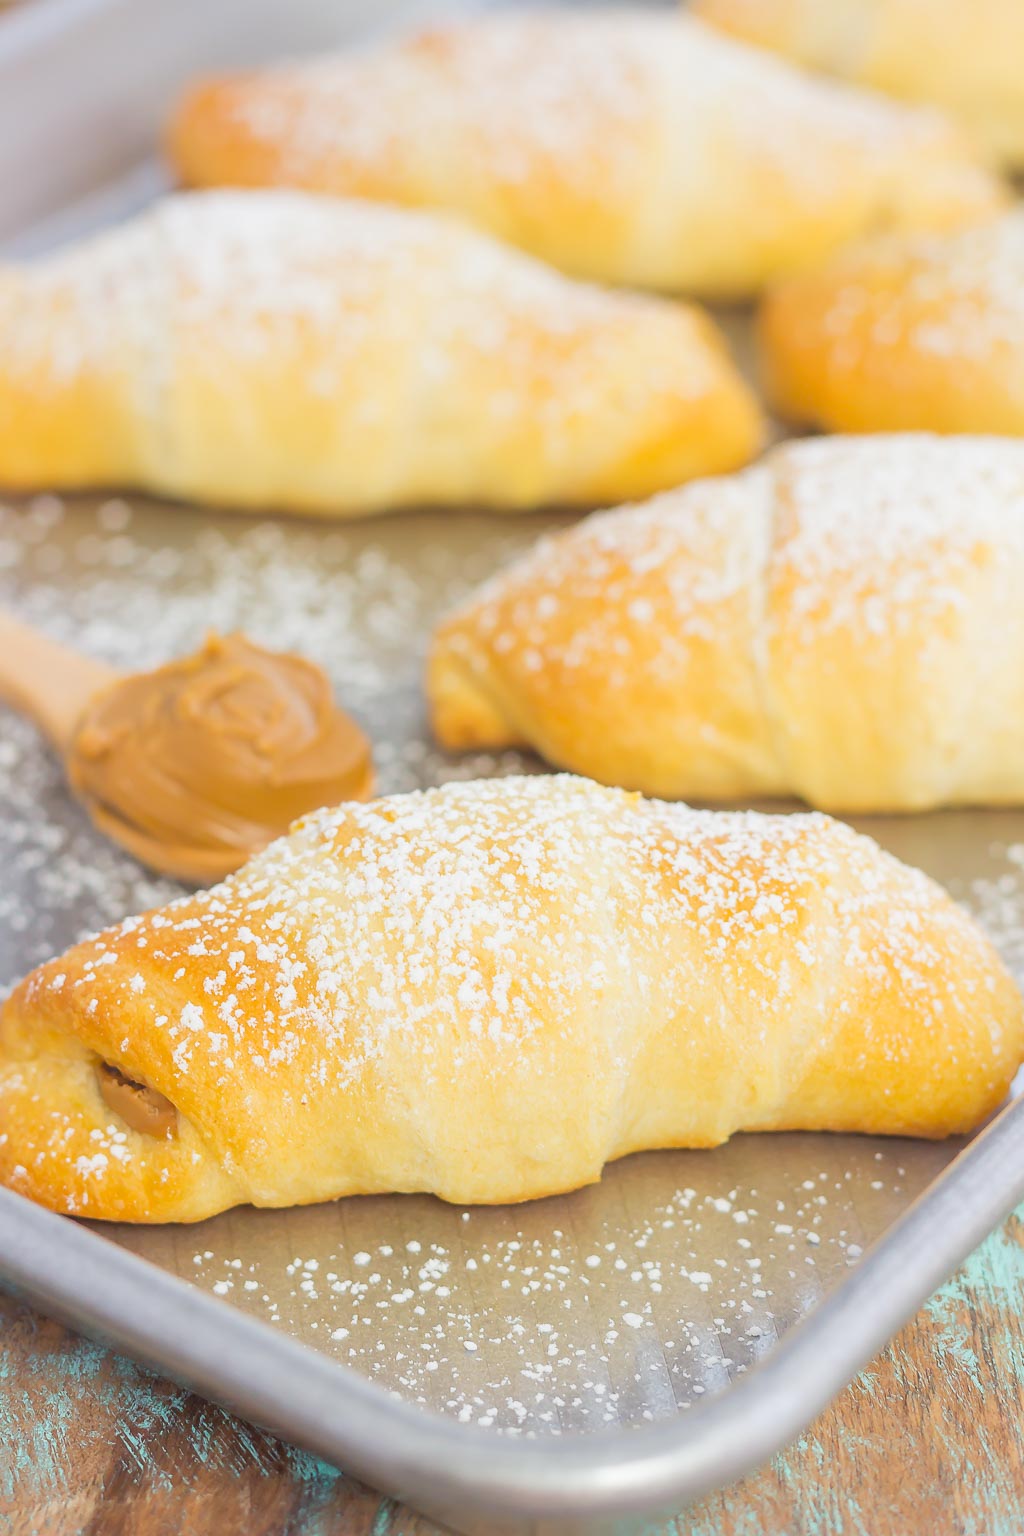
left=1, top=775, right=1019, bottom=1223
left=430, top=435, right=1024, bottom=812
left=0, top=190, right=761, bottom=515
left=166, top=10, right=1005, bottom=300
left=694, top=0, right=1024, bottom=169
left=758, top=212, right=1024, bottom=436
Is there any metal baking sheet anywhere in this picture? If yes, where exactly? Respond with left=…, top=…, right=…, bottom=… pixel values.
left=2, top=3, right=1024, bottom=1532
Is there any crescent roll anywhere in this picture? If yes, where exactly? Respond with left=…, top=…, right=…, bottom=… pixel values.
left=0, top=190, right=761, bottom=515
left=167, top=10, right=1005, bottom=300
left=1, top=775, right=1019, bottom=1224
left=758, top=211, right=1024, bottom=436
left=694, top=0, right=1024, bottom=169
left=430, top=434, right=1024, bottom=813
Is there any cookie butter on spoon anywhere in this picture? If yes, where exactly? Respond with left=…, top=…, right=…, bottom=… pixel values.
left=0, top=614, right=373, bottom=884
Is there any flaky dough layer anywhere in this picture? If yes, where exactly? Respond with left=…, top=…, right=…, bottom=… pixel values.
left=695, top=0, right=1024, bottom=169
left=168, top=10, right=1004, bottom=298
left=759, top=212, right=1024, bottom=437
left=0, top=190, right=760, bottom=514
left=1, top=776, right=1019, bottom=1222
left=431, top=436, right=1024, bottom=812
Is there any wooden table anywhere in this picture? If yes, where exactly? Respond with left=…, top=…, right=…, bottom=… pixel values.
left=3, top=1210, right=1023, bottom=1536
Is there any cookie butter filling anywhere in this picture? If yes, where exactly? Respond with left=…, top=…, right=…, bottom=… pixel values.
left=96, top=1062, right=178, bottom=1139
left=66, top=631, right=374, bottom=884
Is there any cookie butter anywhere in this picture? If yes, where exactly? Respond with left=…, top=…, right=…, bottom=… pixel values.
left=67, top=632, right=373, bottom=884
left=97, top=1062, right=178, bottom=1139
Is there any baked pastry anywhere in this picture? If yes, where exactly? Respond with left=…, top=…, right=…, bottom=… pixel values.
left=430, top=434, right=1024, bottom=812
left=0, top=190, right=761, bottom=515
left=1, top=775, right=1018, bottom=1223
left=694, top=0, right=1024, bottom=169
left=167, top=10, right=1005, bottom=300
left=758, top=211, right=1024, bottom=436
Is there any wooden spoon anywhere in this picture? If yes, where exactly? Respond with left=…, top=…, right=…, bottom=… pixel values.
left=0, top=608, right=119, bottom=754
left=0, top=609, right=374, bottom=884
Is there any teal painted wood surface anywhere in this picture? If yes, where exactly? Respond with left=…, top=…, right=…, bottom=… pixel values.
left=2, top=1210, right=1023, bottom=1535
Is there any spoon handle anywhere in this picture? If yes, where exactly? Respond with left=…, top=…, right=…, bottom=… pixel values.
left=0, top=609, right=121, bottom=753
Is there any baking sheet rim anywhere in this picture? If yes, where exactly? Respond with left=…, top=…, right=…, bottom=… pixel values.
left=3, top=0, right=1024, bottom=1527
left=2, top=1094, right=1023, bottom=1529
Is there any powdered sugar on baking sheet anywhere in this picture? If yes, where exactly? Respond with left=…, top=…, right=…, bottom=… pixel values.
left=119, top=1135, right=931, bottom=1432
left=954, top=843, right=1024, bottom=980
left=3, top=486, right=1024, bottom=1434
left=0, top=492, right=552, bottom=989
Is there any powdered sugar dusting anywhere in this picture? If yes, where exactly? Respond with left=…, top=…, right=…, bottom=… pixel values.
left=6, top=187, right=726, bottom=455
left=27, top=765, right=1006, bottom=1160
left=3, top=485, right=1024, bottom=1432
left=4, top=187, right=749, bottom=524
left=444, top=464, right=768, bottom=689
left=219, top=9, right=976, bottom=225
left=792, top=210, right=1024, bottom=366
left=446, top=432, right=1024, bottom=680
left=772, top=434, right=1024, bottom=633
